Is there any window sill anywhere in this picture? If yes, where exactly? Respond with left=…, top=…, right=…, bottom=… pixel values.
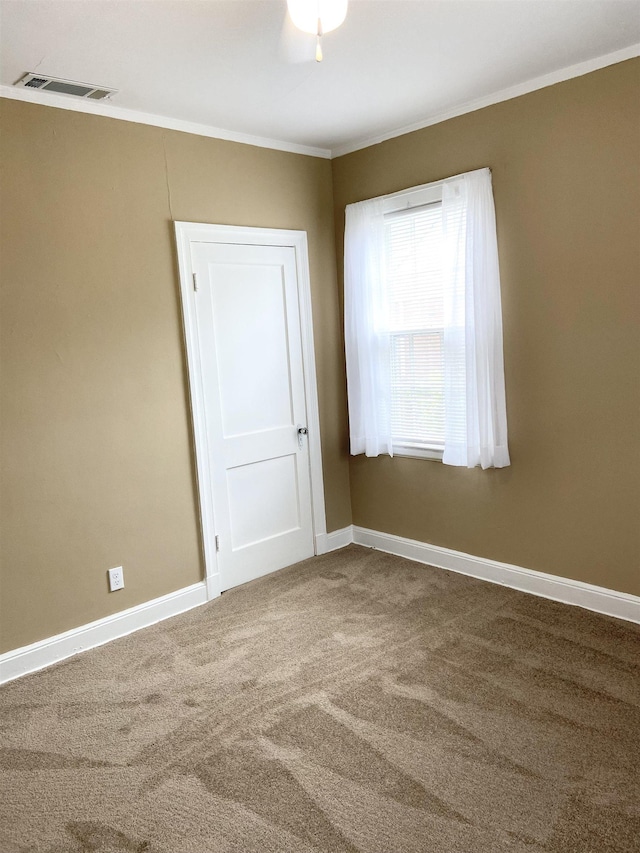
left=392, top=444, right=444, bottom=462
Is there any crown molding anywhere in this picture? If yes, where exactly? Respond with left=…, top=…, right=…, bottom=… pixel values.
left=0, top=84, right=332, bottom=160
left=330, top=43, right=640, bottom=158
left=2, top=43, right=637, bottom=161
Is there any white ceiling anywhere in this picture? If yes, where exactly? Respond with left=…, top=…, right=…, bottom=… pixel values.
left=1, top=1, right=639, bottom=157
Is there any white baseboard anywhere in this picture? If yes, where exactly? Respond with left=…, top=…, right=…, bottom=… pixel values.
left=352, top=526, right=640, bottom=624
left=4, top=529, right=637, bottom=685
left=316, top=526, right=354, bottom=555
left=0, top=582, right=208, bottom=685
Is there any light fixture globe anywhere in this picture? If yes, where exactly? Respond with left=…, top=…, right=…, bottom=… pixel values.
left=286, top=0, right=348, bottom=35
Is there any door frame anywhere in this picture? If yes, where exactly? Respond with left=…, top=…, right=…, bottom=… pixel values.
left=174, top=222, right=327, bottom=601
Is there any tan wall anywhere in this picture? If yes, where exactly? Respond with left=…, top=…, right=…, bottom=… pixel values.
left=1, top=58, right=638, bottom=656
left=331, top=59, right=640, bottom=597
left=0, top=99, right=351, bottom=653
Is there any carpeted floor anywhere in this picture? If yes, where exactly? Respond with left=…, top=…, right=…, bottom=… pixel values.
left=1, top=544, right=639, bottom=853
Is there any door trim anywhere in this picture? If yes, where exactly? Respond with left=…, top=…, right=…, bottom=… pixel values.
left=174, top=222, right=327, bottom=600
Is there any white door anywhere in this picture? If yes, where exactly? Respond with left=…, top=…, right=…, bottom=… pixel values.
left=187, top=237, right=316, bottom=592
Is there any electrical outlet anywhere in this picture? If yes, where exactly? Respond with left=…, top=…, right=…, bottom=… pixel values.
left=108, top=566, right=124, bottom=592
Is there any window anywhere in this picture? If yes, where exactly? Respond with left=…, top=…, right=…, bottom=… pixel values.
left=385, top=194, right=446, bottom=457
left=344, top=168, right=510, bottom=470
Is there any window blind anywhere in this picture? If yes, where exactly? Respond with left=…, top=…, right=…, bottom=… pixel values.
left=385, top=202, right=445, bottom=448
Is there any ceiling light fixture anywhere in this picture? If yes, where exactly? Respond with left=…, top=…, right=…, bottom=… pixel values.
left=286, top=0, right=348, bottom=62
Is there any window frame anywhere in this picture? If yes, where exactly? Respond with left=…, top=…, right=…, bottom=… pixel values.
left=381, top=182, right=446, bottom=461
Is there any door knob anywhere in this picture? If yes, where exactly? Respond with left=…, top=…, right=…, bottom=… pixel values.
left=297, top=425, right=308, bottom=448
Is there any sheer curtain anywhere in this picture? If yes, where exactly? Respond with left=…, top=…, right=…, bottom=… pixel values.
left=441, top=168, right=510, bottom=468
left=344, top=167, right=510, bottom=469
left=344, top=197, right=393, bottom=456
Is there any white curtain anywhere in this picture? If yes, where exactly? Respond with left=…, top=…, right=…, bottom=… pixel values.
left=344, top=197, right=393, bottom=456
left=344, top=167, right=510, bottom=469
left=441, top=168, right=510, bottom=468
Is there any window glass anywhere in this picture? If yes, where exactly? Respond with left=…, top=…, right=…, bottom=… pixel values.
left=385, top=202, right=445, bottom=451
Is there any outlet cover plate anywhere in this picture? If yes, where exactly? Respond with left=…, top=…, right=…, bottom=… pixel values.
left=108, top=566, right=124, bottom=592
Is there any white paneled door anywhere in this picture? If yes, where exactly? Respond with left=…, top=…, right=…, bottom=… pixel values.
left=176, top=225, right=324, bottom=595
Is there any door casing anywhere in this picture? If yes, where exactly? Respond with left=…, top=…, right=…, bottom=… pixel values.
left=174, top=222, right=327, bottom=600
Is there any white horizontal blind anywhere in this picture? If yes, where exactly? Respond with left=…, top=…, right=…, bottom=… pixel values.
left=385, top=202, right=445, bottom=449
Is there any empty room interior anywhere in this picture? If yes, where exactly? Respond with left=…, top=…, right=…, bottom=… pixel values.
left=1, top=1, right=639, bottom=851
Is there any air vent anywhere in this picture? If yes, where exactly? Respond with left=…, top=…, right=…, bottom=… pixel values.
left=15, top=73, right=117, bottom=101
left=24, top=76, right=48, bottom=89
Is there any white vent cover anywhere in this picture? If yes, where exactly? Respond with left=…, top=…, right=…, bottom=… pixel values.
left=15, top=73, right=117, bottom=101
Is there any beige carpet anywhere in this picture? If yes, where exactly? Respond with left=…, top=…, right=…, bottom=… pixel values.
left=1, top=544, right=639, bottom=852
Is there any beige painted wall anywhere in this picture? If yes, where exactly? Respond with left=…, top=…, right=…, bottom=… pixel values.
left=332, top=59, right=640, bottom=597
left=1, top=59, right=638, bottom=655
left=0, top=99, right=351, bottom=653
